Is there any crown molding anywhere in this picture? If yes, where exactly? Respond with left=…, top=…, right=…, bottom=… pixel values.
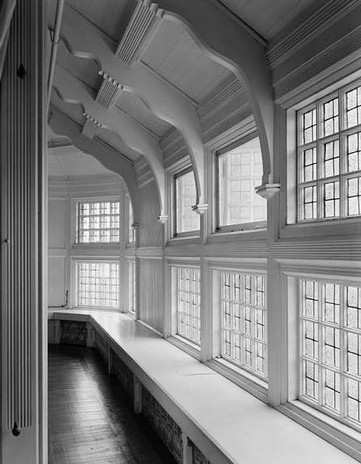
left=267, top=0, right=360, bottom=69
left=274, top=25, right=361, bottom=104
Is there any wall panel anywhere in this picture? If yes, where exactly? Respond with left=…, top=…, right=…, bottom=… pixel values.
left=138, top=258, right=164, bottom=334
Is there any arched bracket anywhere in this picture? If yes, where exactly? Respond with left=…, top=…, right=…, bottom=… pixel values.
left=192, top=203, right=208, bottom=215
left=157, top=215, right=169, bottom=224
left=255, top=183, right=280, bottom=200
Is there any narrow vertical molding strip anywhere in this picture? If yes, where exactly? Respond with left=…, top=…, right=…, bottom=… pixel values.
left=95, top=71, right=123, bottom=109
left=81, top=113, right=103, bottom=140
left=115, top=0, right=164, bottom=66
left=1, top=2, right=46, bottom=462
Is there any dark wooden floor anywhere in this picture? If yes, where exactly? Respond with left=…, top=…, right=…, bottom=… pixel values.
left=48, top=345, right=174, bottom=464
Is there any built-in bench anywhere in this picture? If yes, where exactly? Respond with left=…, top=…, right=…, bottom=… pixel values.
left=48, top=310, right=357, bottom=464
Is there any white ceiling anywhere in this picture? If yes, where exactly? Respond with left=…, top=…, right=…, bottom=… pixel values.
left=217, top=0, right=324, bottom=40
left=48, top=148, right=118, bottom=178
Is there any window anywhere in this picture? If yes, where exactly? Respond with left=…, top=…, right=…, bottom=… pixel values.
left=174, top=169, right=199, bottom=235
left=297, top=80, right=361, bottom=221
left=215, top=136, right=266, bottom=231
left=174, top=266, right=201, bottom=345
left=219, top=271, right=267, bottom=380
left=128, top=197, right=135, bottom=243
left=75, top=261, right=119, bottom=309
left=300, top=278, right=361, bottom=430
left=128, top=260, right=136, bottom=314
left=76, top=200, right=120, bottom=243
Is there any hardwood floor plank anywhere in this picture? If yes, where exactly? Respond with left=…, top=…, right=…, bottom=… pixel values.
left=48, top=345, right=175, bottom=464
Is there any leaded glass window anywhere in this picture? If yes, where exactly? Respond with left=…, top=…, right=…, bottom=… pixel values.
left=300, top=279, right=361, bottom=429
left=76, top=200, right=120, bottom=243
left=216, top=137, right=266, bottom=230
left=129, top=261, right=136, bottom=313
left=174, top=170, right=199, bottom=235
left=220, top=271, right=267, bottom=379
left=175, top=267, right=201, bottom=345
left=75, top=261, right=119, bottom=308
left=297, top=80, right=361, bottom=221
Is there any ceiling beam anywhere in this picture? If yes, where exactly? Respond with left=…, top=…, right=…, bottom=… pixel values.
left=59, top=4, right=205, bottom=207
left=53, top=65, right=167, bottom=217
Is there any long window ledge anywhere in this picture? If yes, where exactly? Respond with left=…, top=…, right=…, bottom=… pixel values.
left=206, top=358, right=268, bottom=403
left=280, top=218, right=361, bottom=240
left=167, top=235, right=201, bottom=246
left=278, top=400, right=361, bottom=462
left=167, top=334, right=201, bottom=361
left=48, top=310, right=358, bottom=464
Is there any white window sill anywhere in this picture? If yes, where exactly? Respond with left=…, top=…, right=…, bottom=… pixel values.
left=206, top=357, right=268, bottom=402
left=278, top=400, right=361, bottom=462
left=208, top=228, right=267, bottom=243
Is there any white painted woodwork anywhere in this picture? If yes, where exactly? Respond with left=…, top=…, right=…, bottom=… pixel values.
left=218, top=0, right=320, bottom=40
left=138, top=259, right=164, bottom=334
left=49, top=310, right=359, bottom=464
left=96, top=72, right=122, bottom=109
left=57, top=5, right=206, bottom=206
left=115, top=90, right=171, bottom=138
left=116, top=0, right=164, bottom=66
left=1, top=0, right=47, bottom=462
left=142, top=19, right=232, bottom=103
left=63, top=0, right=134, bottom=42
left=138, top=182, right=163, bottom=247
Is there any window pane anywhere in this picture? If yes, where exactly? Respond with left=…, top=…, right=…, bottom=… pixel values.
left=297, top=81, right=361, bottom=222
left=129, top=261, right=136, bottom=313
left=176, top=267, right=201, bottom=345
left=76, top=261, right=119, bottom=308
left=218, top=138, right=266, bottom=227
left=175, top=171, right=199, bottom=234
left=76, top=200, right=120, bottom=243
left=219, top=271, right=267, bottom=379
left=300, top=280, right=361, bottom=429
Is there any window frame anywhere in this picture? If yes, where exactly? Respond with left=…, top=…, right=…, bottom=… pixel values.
left=280, top=263, right=361, bottom=457
left=295, top=78, right=361, bottom=224
left=213, top=132, right=267, bottom=234
left=172, top=167, right=200, bottom=238
left=73, top=196, right=122, bottom=246
left=73, top=258, right=121, bottom=311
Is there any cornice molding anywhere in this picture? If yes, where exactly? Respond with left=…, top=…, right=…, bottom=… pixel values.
left=197, top=76, right=243, bottom=120
left=267, top=0, right=360, bottom=69
left=96, top=71, right=123, bottom=109
left=274, top=25, right=361, bottom=103
left=81, top=113, right=103, bottom=139
left=116, top=0, right=164, bottom=66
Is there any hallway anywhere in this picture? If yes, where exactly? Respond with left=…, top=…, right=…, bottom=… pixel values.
left=48, top=345, right=174, bottom=464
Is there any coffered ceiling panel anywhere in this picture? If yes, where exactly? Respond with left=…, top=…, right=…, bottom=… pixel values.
left=114, top=91, right=172, bottom=139
left=65, top=0, right=134, bottom=42
left=142, top=19, right=233, bottom=104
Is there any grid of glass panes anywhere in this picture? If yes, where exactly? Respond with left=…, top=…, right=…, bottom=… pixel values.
left=76, top=261, right=119, bottom=308
left=76, top=201, right=120, bottom=243
left=128, top=261, right=136, bottom=313
left=300, top=279, right=361, bottom=429
left=220, top=271, right=267, bottom=379
left=297, top=80, right=361, bottom=221
left=175, top=170, right=200, bottom=234
left=217, top=137, right=266, bottom=228
left=176, top=267, right=201, bottom=345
